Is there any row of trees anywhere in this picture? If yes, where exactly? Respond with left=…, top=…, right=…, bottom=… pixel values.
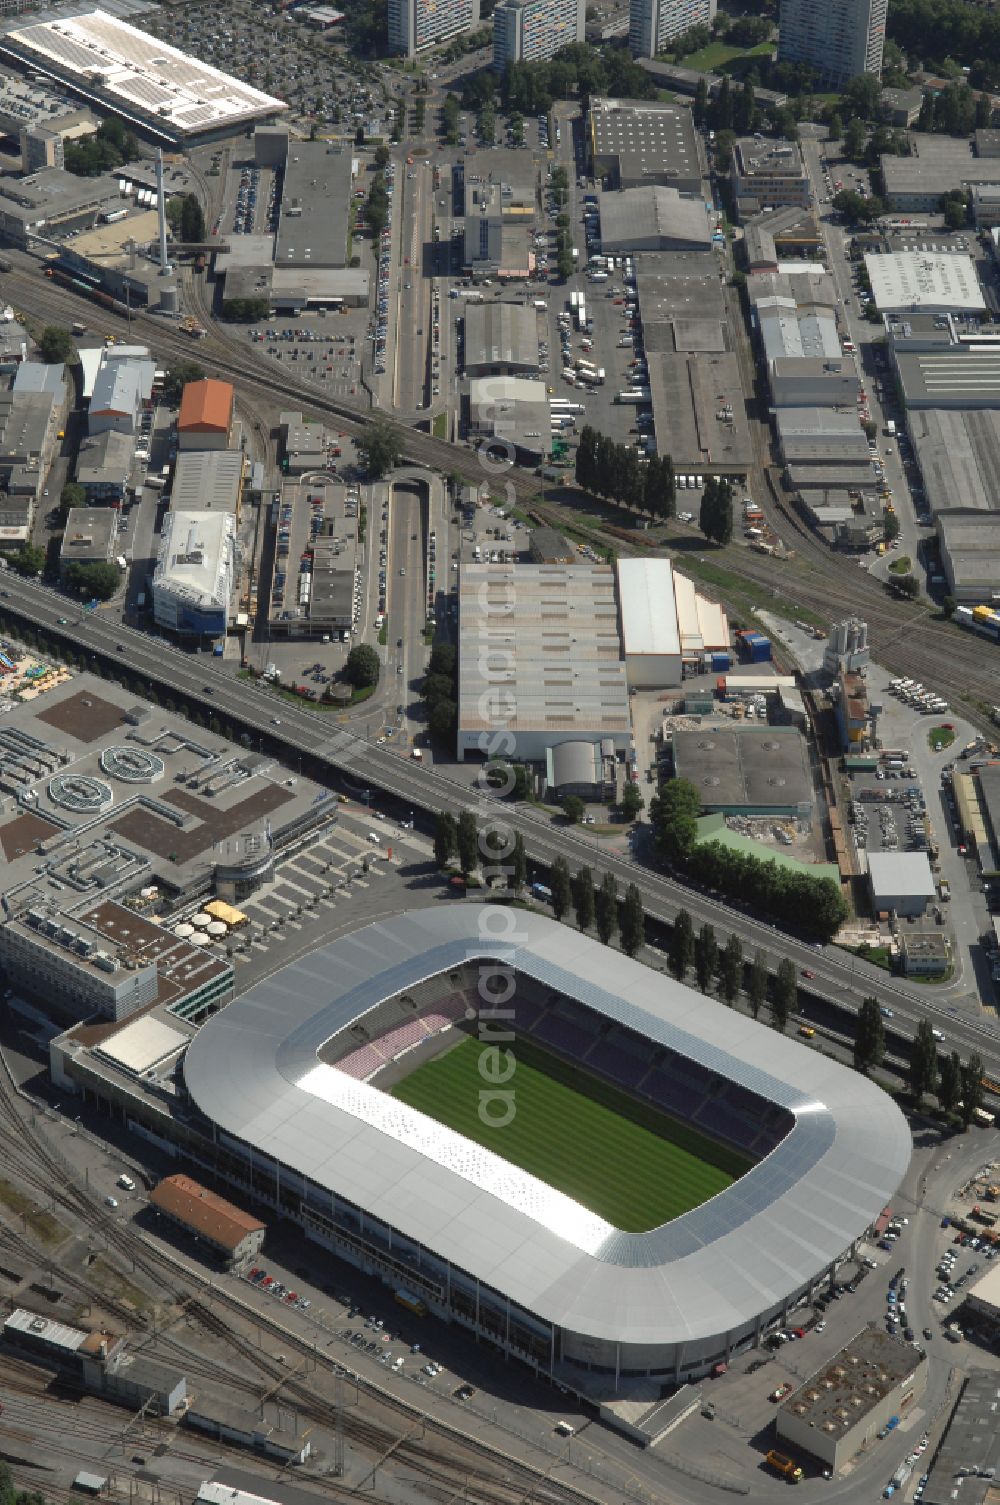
left=887, top=0, right=1000, bottom=87
left=421, top=642, right=458, bottom=744
left=694, top=76, right=762, bottom=137
left=699, top=476, right=734, bottom=546
left=575, top=426, right=676, bottom=519
left=221, top=297, right=270, bottom=322
left=166, top=193, right=206, bottom=243
left=667, top=909, right=795, bottom=1024
left=546, top=858, right=645, bottom=954
left=650, top=780, right=848, bottom=941
left=65, top=117, right=137, bottom=177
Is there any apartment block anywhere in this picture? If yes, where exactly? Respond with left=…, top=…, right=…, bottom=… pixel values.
left=777, top=0, right=886, bottom=89
left=628, top=0, right=717, bottom=59
left=388, top=0, right=481, bottom=55
left=493, top=0, right=584, bottom=66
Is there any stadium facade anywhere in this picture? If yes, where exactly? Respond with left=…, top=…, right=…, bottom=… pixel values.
left=176, top=908, right=911, bottom=1389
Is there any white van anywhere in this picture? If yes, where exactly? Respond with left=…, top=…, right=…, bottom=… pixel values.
left=117, top=1174, right=135, bottom=1191
left=554, top=1422, right=575, bottom=1437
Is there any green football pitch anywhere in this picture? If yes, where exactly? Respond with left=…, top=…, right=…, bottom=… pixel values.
left=389, top=1035, right=753, bottom=1232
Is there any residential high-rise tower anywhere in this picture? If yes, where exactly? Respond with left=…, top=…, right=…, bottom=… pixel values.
left=388, top=0, right=481, bottom=54
left=493, top=0, right=584, bottom=68
left=628, top=0, right=717, bottom=59
left=776, top=0, right=886, bottom=88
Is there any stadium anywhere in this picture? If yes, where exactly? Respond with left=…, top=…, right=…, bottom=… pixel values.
left=183, top=907, right=911, bottom=1390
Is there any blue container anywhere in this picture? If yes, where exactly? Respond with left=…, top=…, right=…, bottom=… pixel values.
left=711, top=652, right=731, bottom=671
left=750, top=636, right=772, bottom=663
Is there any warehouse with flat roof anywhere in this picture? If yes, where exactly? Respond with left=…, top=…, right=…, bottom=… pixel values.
left=457, top=562, right=631, bottom=761
left=909, top=410, right=1000, bottom=514
left=671, top=726, right=813, bottom=816
left=171, top=451, right=245, bottom=517
left=881, top=137, right=1000, bottom=211
left=756, top=300, right=841, bottom=362
left=867, top=851, right=936, bottom=917
left=463, top=302, right=539, bottom=376
left=598, top=186, right=711, bottom=253
left=864, top=252, right=986, bottom=315
left=776, top=1329, right=927, bottom=1470
left=275, top=142, right=354, bottom=268
left=894, top=347, right=1000, bottom=408
left=0, top=9, right=287, bottom=145
left=921, top=1370, right=1000, bottom=1505
left=589, top=97, right=702, bottom=193
left=645, top=351, right=751, bottom=475
left=616, top=559, right=729, bottom=687
left=937, top=510, right=1000, bottom=603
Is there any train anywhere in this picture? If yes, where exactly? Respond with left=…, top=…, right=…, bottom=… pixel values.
left=43, top=265, right=129, bottom=316
left=955, top=605, right=1000, bottom=644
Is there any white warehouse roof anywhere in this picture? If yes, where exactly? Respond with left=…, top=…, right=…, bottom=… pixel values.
left=153, top=509, right=234, bottom=611
left=867, top=851, right=936, bottom=901
left=864, top=252, right=986, bottom=314
left=617, top=558, right=681, bottom=659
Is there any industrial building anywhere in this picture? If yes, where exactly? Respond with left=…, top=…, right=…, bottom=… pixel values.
left=670, top=726, right=813, bottom=817
left=274, top=141, right=354, bottom=270
left=769, top=357, right=858, bottom=407
left=0, top=9, right=287, bottom=145
left=893, top=345, right=1000, bottom=410
left=75, top=429, right=135, bottom=503
left=589, top=98, right=702, bottom=195
left=175, top=906, right=910, bottom=1390
left=729, top=140, right=811, bottom=220
left=776, top=1329, right=926, bottom=1470
left=0, top=166, right=121, bottom=248
left=465, top=376, right=549, bottom=463
left=152, top=510, right=235, bottom=638
left=755, top=299, right=841, bottom=363
left=463, top=302, right=540, bottom=377
left=388, top=0, right=481, bottom=54
left=937, top=511, right=1000, bottom=603
left=776, top=408, right=873, bottom=466
left=908, top=410, right=1000, bottom=516
left=457, top=563, right=631, bottom=762
left=88, top=354, right=152, bottom=437
left=492, top=0, right=584, bottom=67
left=528, top=526, right=575, bottom=564
left=867, top=851, right=937, bottom=918
left=645, top=351, right=752, bottom=475
left=177, top=380, right=235, bottom=451
left=150, top=1174, right=266, bottom=1264
left=628, top=0, right=717, bottom=57
left=917, top=1370, right=1000, bottom=1505
left=616, top=559, right=729, bottom=687
left=544, top=740, right=615, bottom=800
left=171, top=451, right=245, bottom=518
left=864, top=252, right=986, bottom=315
left=777, top=0, right=885, bottom=88
left=598, top=186, right=711, bottom=253
left=881, top=138, right=1000, bottom=212
left=965, top=1265, right=1000, bottom=1330
left=2, top=1308, right=187, bottom=1416
left=59, top=507, right=118, bottom=578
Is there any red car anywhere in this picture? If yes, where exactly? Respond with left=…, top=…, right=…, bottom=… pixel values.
left=793, top=1327, right=806, bottom=1339
left=801, top=969, right=816, bottom=979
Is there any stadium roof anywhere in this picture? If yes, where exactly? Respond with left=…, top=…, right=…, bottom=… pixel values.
left=183, top=908, right=912, bottom=1350
left=2, top=10, right=286, bottom=141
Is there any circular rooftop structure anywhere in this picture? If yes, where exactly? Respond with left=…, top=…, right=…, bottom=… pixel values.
left=47, top=773, right=113, bottom=814
left=100, top=746, right=165, bottom=784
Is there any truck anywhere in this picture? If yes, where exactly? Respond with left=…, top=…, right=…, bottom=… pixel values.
left=765, top=1451, right=803, bottom=1483
left=885, top=420, right=896, bottom=437
left=394, top=1288, right=427, bottom=1316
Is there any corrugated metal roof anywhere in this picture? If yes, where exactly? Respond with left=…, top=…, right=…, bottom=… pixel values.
left=183, top=908, right=912, bottom=1349
left=617, top=559, right=680, bottom=659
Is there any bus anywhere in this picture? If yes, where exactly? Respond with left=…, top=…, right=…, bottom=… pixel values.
left=974, top=1107, right=997, bottom=1128
left=395, top=1289, right=427, bottom=1316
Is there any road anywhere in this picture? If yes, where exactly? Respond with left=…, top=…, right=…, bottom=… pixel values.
left=394, top=160, right=433, bottom=413
left=2, top=572, right=1000, bottom=1077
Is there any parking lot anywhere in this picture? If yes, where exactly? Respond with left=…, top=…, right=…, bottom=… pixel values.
left=245, top=320, right=364, bottom=398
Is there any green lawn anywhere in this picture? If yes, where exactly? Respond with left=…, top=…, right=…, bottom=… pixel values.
left=678, top=39, right=773, bottom=73
left=390, top=1035, right=751, bottom=1232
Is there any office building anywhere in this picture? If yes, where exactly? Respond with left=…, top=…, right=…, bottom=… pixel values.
left=628, top=0, right=716, bottom=59
left=152, top=510, right=235, bottom=638
left=776, top=0, right=886, bottom=91
left=493, top=0, right=584, bottom=67
left=388, top=0, right=481, bottom=56
left=730, top=138, right=811, bottom=219
left=59, top=508, right=118, bottom=578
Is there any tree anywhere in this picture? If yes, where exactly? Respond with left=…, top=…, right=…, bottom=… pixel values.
left=620, top=781, right=644, bottom=820
left=960, top=1053, right=985, bottom=1129
left=457, top=810, right=478, bottom=876
left=649, top=777, right=701, bottom=866
left=827, top=111, right=843, bottom=142
left=9, top=544, right=45, bottom=576
left=884, top=509, right=900, bottom=543
left=694, top=922, right=718, bottom=993
left=748, top=948, right=768, bottom=1019
left=595, top=872, right=618, bottom=944
left=844, top=71, right=883, bottom=121
left=693, top=76, right=708, bottom=129
left=162, top=361, right=205, bottom=404
left=63, top=560, right=121, bottom=601
left=854, top=995, right=885, bottom=1074
left=511, top=831, right=527, bottom=892
left=374, top=141, right=390, bottom=167
left=938, top=1051, right=962, bottom=1115
left=434, top=811, right=457, bottom=868
left=363, top=416, right=401, bottom=479
left=345, top=643, right=380, bottom=688
left=843, top=118, right=867, bottom=161
left=620, top=883, right=644, bottom=956
left=550, top=856, right=572, bottom=920
left=428, top=698, right=457, bottom=743
left=719, top=934, right=743, bottom=1006
left=772, top=958, right=796, bottom=1033
left=38, top=325, right=73, bottom=363
left=59, top=480, right=86, bottom=523
left=893, top=573, right=920, bottom=599
left=0, top=1463, right=16, bottom=1505
left=179, top=193, right=205, bottom=242
left=942, top=195, right=967, bottom=230
left=669, top=908, right=695, bottom=981
left=562, top=794, right=586, bottom=823
left=573, top=865, right=595, bottom=931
